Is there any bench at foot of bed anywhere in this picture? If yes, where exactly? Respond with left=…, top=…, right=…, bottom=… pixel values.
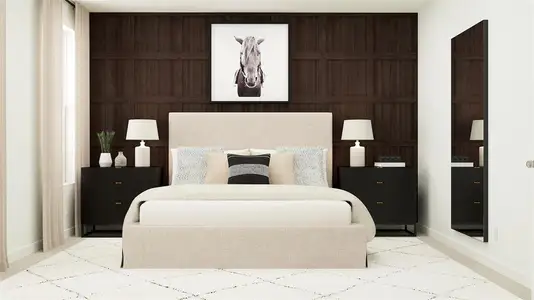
left=121, top=224, right=368, bottom=269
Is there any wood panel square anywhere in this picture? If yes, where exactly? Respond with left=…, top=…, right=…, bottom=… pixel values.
left=374, top=60, right=416, bottom=98
left=327, top=60, right=368, bottom=97
left=325, top=16, right=367, bottom=55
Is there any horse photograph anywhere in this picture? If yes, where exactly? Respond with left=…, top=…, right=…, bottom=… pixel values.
left=233, top=36, right=265, bottom=97
left=211, top=24, right=289, bottom=102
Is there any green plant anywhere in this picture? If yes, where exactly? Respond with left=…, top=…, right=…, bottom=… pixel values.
left=96, top=130, right=115, bottom=153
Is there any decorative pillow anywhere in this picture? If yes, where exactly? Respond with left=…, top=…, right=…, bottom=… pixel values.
left=276, top=147, right=328, bottom=186
left=227, top=154, right=271, bottom=184
left=269, top=152, right=295, bottom=185
left=206, top=152, right=294, bottom=185
left=204, top=152, right=229, bottom=184
left=171, top=147, right=223, bottom=184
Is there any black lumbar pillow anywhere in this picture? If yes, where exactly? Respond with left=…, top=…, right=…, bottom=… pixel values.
left=227, top=154, right=271, bottom=184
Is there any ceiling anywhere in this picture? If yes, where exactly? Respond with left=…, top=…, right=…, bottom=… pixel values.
left=75, top=0, right=431, bottom=13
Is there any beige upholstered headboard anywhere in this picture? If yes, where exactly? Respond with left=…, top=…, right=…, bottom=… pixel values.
left=168, top=112, right=333, bottom=186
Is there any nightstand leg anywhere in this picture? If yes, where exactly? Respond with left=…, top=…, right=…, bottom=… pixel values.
left=365, top=255, right=368, bottom=268
left=413, top=224, right=417, bottom=236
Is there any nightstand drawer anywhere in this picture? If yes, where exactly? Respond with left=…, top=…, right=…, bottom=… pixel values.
left=82, top=198, right=130, bottom=225
left=368, top=196, right=417, bottom=224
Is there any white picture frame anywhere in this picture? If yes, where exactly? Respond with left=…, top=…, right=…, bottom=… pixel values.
left=210, top=23, right=289, bottom=102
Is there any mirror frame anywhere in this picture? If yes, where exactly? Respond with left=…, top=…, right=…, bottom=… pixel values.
left=482, top=19, right=488, bottom=243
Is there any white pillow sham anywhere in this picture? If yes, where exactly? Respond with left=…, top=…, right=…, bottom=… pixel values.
left=225, top=149, right=250, bottom=155
left=250, top=148, right=276, bottom=155
left=275, top=147, right=328, bottom=187
left=171, top=147, right=223, bottom=184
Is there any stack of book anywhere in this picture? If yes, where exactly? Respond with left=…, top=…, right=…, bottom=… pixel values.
left=451, top=156, right=474, bottom=167
left=374, top=156, right=405, bottom=167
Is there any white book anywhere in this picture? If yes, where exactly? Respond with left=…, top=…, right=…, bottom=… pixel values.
left=374, top=162, right=406, bottom=168
left=451, top=162, right=474, bottom=167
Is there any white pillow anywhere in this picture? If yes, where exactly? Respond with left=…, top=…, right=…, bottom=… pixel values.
left=225, top=149, right=250, bottom=155
left=171, top=147, right=223, bottom=184
left=250, top=148, right=276, bottom=155
left=275, top=147, right=328, bottom=187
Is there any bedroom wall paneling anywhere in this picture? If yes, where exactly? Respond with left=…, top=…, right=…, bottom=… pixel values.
left=89, top=13, right=418, bottom=185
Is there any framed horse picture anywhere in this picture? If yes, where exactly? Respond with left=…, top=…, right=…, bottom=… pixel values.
left=210, top=23, right=289, bottom=102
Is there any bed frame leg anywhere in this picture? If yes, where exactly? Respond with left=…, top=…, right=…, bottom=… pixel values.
left=365, top=254, right=368, bottom=268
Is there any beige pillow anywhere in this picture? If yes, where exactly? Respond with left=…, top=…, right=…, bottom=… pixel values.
left=204, top=152, right=228, bottom=184
left=204, top=152, right=295, bottom=185
left=269, top=152, right=295, bottom=185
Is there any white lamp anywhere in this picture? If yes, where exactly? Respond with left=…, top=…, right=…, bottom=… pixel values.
left=341, top=119, right=374, bottom=167
left=126, top=119, right=159, bottom=167
left=470, top=119, right=484, bottom=167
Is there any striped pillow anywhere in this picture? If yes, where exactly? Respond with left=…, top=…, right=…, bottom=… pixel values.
left=227, top=154, right=271, bottom=184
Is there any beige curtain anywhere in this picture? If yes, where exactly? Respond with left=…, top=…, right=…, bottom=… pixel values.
left=74, top=3, right=90, bottom=237
left=39, top=0, right=65, bottom=251
left=0, top=0, right=8, bottom=271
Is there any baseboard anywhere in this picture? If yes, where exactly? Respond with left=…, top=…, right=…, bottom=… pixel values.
left=7, top=228, right=74, bottom=263
left=418, top=224, right=530, bottom=300
left=7, top=239, right=42, bottom=263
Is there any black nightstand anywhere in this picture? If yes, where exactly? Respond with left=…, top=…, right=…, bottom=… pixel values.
left=338, top=167, right=418, bottom=236
left=451, top=167, right=483, bottom=234
left=81, top=167, right=162, bottom=237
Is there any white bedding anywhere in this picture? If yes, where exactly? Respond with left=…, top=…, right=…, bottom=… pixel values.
left=125, top=184, right=376, bottom=241
left=139, top=200, right=352, bottom=226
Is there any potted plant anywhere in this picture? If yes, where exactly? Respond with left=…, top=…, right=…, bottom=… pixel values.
left=97, top=130, right=115, bottom=167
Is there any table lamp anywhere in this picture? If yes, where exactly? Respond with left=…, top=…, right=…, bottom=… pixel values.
left=126, top=119, right=159, bottom=167
left=341, top=119, right=374, bottom=167
left=470, top=119, right=484, bottom=167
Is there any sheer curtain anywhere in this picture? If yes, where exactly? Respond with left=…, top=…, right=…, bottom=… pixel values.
left=39, top=0, right=65, bottom=251
left=74, top=3, right=90, bottom=237
left=0, top=0, right=8, bottom=271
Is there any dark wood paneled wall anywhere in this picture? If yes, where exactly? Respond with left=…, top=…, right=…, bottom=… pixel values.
left=451, top=21, right=485, bottom=163
left=90, top=13, right=418, bottom=184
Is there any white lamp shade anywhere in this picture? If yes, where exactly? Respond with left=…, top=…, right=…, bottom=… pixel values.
left=341, top=119, right=374, bottom=141
left=126, top=119, right=159, bottom=141
left=470, top=120, right=483, bottom=141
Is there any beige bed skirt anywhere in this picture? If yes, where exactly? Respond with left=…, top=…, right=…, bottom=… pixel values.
left=122, top=224, right=368, bottom=269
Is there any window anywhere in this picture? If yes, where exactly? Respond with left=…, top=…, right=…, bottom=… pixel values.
left=62, top=26, right=75, bottom=184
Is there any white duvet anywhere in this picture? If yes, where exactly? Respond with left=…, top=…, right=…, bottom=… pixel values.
left=124, top=184, right=376, bottom=241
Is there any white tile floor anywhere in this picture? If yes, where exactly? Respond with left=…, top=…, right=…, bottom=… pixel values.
left=0, top=237, right=522, bottom=300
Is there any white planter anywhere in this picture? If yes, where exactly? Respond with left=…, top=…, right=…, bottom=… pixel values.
left=99, top=153, right=112, bottom=167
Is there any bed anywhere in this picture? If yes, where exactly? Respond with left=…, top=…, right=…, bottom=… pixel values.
left=122, top=112, right=376, bottom=269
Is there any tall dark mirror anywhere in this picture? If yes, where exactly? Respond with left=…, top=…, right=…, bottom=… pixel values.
left=451, top=20, right=488, bottom=242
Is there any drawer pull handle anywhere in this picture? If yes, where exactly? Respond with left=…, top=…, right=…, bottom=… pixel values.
left=377, top=201, right=384, bottom=205
left=474, top=201, right=481, bottom=204
left=115, top=181, right=122, bottom=185
left=474, top=181, right=480, bottom=184
left=115, top=202, right=122, bottom=205
left=376, top=181, right=383, bottom=184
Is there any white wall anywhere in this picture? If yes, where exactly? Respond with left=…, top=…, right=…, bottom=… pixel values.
left=6, top=0, right=41, bottom=262
left=418, top=0, right=534, bottom=287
